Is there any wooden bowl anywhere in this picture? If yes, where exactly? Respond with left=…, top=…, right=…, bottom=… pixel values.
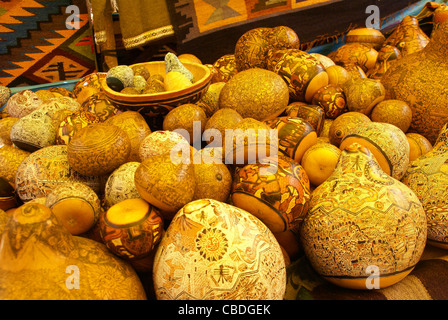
left=101, top=61, right=212, bottom=117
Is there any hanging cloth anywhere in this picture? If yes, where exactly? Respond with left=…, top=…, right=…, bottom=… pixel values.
left=90, top=0, right=174, bottom=50
left=117, top=0, right=174, bottom=50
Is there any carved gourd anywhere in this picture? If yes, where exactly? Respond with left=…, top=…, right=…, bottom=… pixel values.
left=0, top=203, right=146, bottom=299
left=401, top=122, right=448, bottom=249
left=383, top=15, right=429, bottom=56
left=381, top=19, right=448, bottom=144
left=300, top=143, right=427, bottom=290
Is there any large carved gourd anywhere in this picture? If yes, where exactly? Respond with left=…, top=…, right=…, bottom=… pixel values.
left=300, top=143, right=427, bottom=290
left=0, top=203, right=147, bottom=300
left=381, top=19, right=448, bottom=144
left=402, top=123, right=448, bottom=249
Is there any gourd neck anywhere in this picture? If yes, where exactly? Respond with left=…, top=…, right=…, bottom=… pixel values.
left=334, top=143, right=382, bottom=176
left=423, top=20, right=448, bottom=58
left=2, top=204, right=76, bottom=259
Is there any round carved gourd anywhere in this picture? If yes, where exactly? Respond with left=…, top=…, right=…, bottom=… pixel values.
left=401, top=123, right=448, bottom=249
left=328, top=111, right=371, bottom=147
left=38, top=96, right=81, bottom=117
left=106, top=111, right=151, bottom=162
left=57, top=110, right=101, bottom=145
left=212, top=54, right=238, bottom=83
left=224, top=118, right=275, bottom=166
left=72, top=72, right=106, bottom=105
left=218, top=68, right=289, bottom=122
left=104, top=162, right=141, bottom=209
left=14, top=145, right=103, bottom=202
left=192, top=149, right=232, bottom=203
left=331, top=43, right=378, bottom=73
left=326, top=65, right=352, bottom=87
left=311, top=84, right=347, bottom=119
left=45, top=181, right=102, bottom=235
left=10, top=110, right=57, bottom=152
left=81, top=92, right=119, bottom=122
left=153, top=199, right=286, bottom=300
left=0, top=146, right=30, bottom=185
left=134, top=153, right=196, bottom=220
left=204, top=108, right=243, bottom=146
left=345, top=27, right=385, bottom=50
left=0, top=203, right=146, bottom=300
left=381, top=19, right=448, bottom=144
left=5, top=89, right=42, bottom=118
left=48, top=86, right=73, bottom=98
left=267, top=49, right=328, bottom=102
left=300, top=143, right=427, bottom=290
left=99, top=198, right=164, bottom=261
left=67, top=123, right=131, bottom=177
left=370, top=99, right=412, bottom=133
left=264, top=116, right=317, bottom=164
left=285, top=103, right=325, bottom=136
left=234, top=26, right=300, bottom=71
left=139, top=130, right=190, bottom=161
left=344, top=78, right=385, bottom=115
left=339, top=121, right=410, bottom=180
left=231, top=155, right=311, bottom=233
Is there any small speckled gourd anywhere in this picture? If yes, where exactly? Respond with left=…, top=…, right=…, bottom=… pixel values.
left=106, top=65, right=134, bottom=92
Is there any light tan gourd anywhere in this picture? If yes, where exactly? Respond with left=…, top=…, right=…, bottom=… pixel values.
left=300, top=143, right=427, bottom=290
left=0, top=203, right=146, bottom=300
left=402, top=123, right=448, bottom=249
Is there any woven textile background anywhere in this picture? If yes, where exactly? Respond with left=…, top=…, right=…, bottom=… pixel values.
left=0, top=0, right=96, bottom=87
left=167, top=0, right=423, bottom=64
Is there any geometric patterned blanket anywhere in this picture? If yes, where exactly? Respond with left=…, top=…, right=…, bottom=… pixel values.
left=0, top=0, right=96, bottom=87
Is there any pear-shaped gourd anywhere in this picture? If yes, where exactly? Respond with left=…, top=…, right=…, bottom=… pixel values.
left=402, top=122, right=448, bottom=249
left=10, top=109, right=57, bottom=152
left=0, top=203, right=146, bottom=300
left=300, top=143, right=427, bottom=290
left=381, top=19, right=448, bottom=144
left=165, top=52, right=194, bottom=83
left=383, top=15, right=430, bottom=56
